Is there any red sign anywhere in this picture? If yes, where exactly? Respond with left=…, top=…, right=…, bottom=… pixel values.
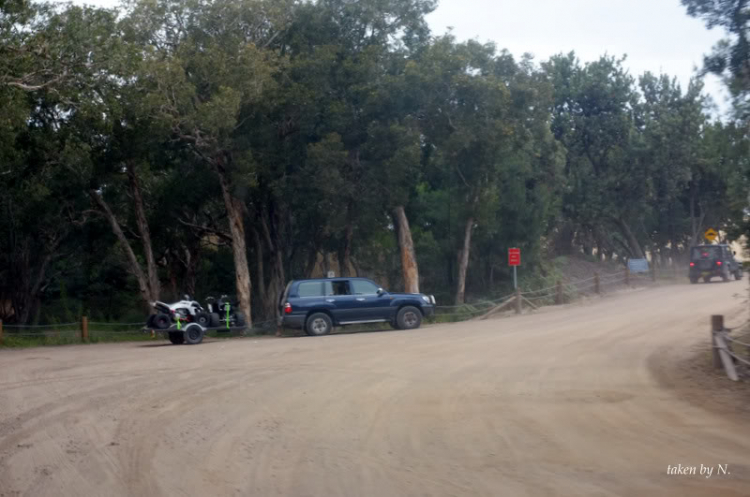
left=508, top=248, right=521, bottom=266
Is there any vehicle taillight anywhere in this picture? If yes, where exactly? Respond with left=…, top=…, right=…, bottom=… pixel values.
left=284, top=303, right=292, bottom=314
left=717, top=261, right=722, bottom=266
left=690, top=262, right=695, bottom=267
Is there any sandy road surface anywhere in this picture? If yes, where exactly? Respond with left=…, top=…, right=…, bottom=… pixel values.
left=1, top=282, right=749, bottom=497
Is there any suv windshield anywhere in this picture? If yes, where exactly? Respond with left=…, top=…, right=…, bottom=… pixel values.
left=691, top=246, right=721, bottom=260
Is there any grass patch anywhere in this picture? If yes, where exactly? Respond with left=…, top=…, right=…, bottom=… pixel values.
left=0, top=322, right=276, bottom=348
left=0, top=332, right=153, bottom=348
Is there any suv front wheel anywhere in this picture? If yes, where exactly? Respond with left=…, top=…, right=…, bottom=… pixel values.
left=396, top=306, right=422, bottom=330
left=306, top=313, right=333, bottom=336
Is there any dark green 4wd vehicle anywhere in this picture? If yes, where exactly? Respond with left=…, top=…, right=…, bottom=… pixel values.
left=689, top=244, right=742, bottom=283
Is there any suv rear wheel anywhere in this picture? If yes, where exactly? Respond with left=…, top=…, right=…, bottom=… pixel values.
left=306, top=313, right=332, bottom=336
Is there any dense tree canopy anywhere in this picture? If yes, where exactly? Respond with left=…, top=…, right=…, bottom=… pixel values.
left=0, top=0, right=747, bottom=323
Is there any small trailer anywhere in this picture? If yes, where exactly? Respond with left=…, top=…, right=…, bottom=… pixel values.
left=143, top=322, right=248, bottom=345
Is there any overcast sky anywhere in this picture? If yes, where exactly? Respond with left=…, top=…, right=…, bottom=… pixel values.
left=63, top=0, right=730, bottom=115
left=427, top=0, right=729, bottom=114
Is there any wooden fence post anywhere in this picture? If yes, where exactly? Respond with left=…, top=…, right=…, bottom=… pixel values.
left=650, top=263, right=656, bottom=282
left=594, top=273, right=600, bottom=295
left=81, top=316, right=88, bottom=342
left=711, top=315, right=723, bottom=369
left=515, top=287, right=522, bottom=314
left=555, top=281, right=563, bottom=305
left=625, top=266, right=630, bottom=286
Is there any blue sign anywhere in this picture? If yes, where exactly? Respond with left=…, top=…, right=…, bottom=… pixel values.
left=628, top=259, right=650, bottom=274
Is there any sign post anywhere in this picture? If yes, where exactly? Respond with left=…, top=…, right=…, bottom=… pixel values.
left=508, top=248, right=521, bottom=289
left=704, top=228, right=718, bottom=243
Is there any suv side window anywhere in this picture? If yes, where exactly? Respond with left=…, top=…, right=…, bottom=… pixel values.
left=350, top=279, right=379, bottom=295
left=324, top=281, right=350, bottom=296
left=298, top=281, right=324, bottom=297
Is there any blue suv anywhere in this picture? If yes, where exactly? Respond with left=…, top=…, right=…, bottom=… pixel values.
left=278, top=277, right=436, bottom=336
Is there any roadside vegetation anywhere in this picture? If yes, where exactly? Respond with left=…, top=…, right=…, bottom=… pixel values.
left=2, top=0, right=750, bottom=331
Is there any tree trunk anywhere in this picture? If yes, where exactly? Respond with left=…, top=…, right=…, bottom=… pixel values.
left=169, top=272, right=178, bottom=299
left=183, top=245, right=199, bottom=296
left=17, top=249, right=55, bottom=324
left=215, top=168, right=252, bottom=327
left=126, top=163, right=160, bottom=302
left=338, top=222, right=354, bottom=277
left=393, top=205, right=420, bottom=293
left=554, top=222, right=576, bottom=255
left=322, top=252, right=330, bottom=277
left=259, top=210, right=286, bottom=321
left=269, top=248, right=285, bottom=318
left=304, top=248, right=318, bottom=278
left=253, top=228, right=267, bottom=309
left=455, top=216, right=474, bottom=305
left=616, top=218, right=645, bottom=259
left=89, top=190, right=154, bottom=312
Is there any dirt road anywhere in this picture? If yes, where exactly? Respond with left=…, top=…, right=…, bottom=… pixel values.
left=1, top=282, right=749, bottom=497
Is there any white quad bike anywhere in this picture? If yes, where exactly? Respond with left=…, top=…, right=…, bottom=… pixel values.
left=146, top=295, right=211, bottom=345
left=147, top=295, right=212, bottom=329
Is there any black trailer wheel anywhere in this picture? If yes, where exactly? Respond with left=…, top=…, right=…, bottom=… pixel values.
left=184, top=323, right=205, bottom=345
left=153, top=313, right=172, bottom=330
left=146, top=314, right=156, bottom=328
left=689, top=277, right=698, bottom=284
left=168, top=331, right=185, bottom=344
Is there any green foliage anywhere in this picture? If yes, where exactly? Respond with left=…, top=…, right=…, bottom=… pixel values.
left=682, top=0, right=750, bottom=116
left=0, top=0, right=747, bottom=325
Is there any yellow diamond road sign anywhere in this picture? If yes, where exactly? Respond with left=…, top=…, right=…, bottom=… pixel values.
left=704, top=228, right=718, bottom=242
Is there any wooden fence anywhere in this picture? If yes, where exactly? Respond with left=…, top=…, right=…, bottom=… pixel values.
left=711, top=315, right=750, bottom=381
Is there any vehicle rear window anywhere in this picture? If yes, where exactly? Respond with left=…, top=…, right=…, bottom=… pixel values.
left=297, top=281, right=324, bottom=297
left=691, top=247, right=721, bottom=260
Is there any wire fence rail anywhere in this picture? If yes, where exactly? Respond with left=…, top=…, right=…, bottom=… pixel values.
left=0, top=266, right=666, bottom=346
